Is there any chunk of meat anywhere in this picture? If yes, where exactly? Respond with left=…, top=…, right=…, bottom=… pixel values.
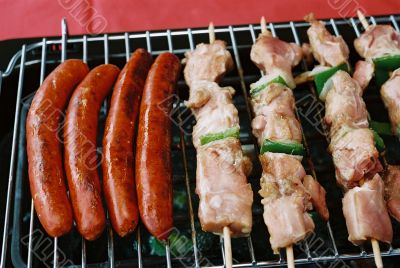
left=353, top=60, right=374, bottom=91
left=186, top=81, right=239, bottom=148
left=259, top=153, right=309, bottom=203
left=303, top=175, right=329, bottom=221
left=184, top=40, right=234, bottom=85
left=250, top=32, right=302, bottom=88
left=342, top=174, right=393, bottom=245
left=329, top=127, right=382, bottom=189
left=383, top=165, right=400, bottom=222
left=305, top=14, right=349, bottom=67
left=325, top=71, right=369, bottom=131
left=259, top=152, right=306, bottom=187
left=250, top=82, right=296, bottom=118
left=250, top=83, right=302, bottom=145
left=259, top=152, right=314, bottom=253
left=196, top=138, right=253, bottom=237
left=381, top=68, right=400, bottom=134
left=252, top=113, right=302, bottom=146
left=262, top=195, right=315, bottom=253
left=301, top=43, right=314, bottom=66
left=354, top=25, right=400, bottom=59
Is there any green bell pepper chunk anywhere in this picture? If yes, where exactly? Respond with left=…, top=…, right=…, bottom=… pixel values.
left=250, top=76, right=288, bottom=96
left=369, top=120, right=392, bottom=136
left=173, top=190, right=187, bottom=210
left=199, top=127, right=240, bottom=145
left=149, top=232, right=193, bottom=257
left=375, top=68, right=390, bottom=87
left=373, top=55, right=400, bottom=87
left=373, top=54, right=400, bottom=70
left=314, top=63, right=349, bottom=96
left=260, top=139, right=305, bottom=155
left=372, top=129, right=385, bottom=153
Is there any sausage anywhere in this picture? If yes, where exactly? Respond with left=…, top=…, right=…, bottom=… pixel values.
left=64, top=64, right=120, bottom=240
left=102, top=49, right=152, bottom=237
left=26, top=59, right=89, bottom=237
left=135, top=52, right=181, bottom=240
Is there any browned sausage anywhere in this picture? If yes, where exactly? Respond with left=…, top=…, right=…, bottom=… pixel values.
left=136, top=53, right=181, bottom=240
left=64, top=64, right=120, bottom=240
left=102, top=49, right=152, bottom=237
left=26, top=59, right=89, bottom=237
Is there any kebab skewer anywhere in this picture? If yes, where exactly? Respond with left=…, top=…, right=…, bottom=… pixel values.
left=249, top=17, right=330, bottom=268
left=183, top=23, right=254, bottom=268
left=303, top=14, right=394, bottom=268
left=355, top=10, right=400, bottom=226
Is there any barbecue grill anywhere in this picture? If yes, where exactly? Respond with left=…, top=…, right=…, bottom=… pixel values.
left=1, top=14, right=400, bottom=268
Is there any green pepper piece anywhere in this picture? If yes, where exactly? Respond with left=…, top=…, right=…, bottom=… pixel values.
left=373, top=54, right=400, bottom=70
left=372, top=129, right=385, bottom=153
left=260, top=139, right=305, bottom=155
left=200, top=126, right=240, bottom=145
left=373, top=55, right=400, bottom=86
left=149, top=232, right=193, bottom=257
left=314, top=63, right=349, bottom=96
left=375, top=67, right=390, bottom=87
left=173, top=190, right=187, bottom=210
left=369, top=120, right=392, bottom=136
left=149, top=236, right=167, bottom=256
left=250, top=76, right=288, bottom=96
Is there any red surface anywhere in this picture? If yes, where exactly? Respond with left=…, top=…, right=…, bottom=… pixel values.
left=0, top=0, right=399, bottom=41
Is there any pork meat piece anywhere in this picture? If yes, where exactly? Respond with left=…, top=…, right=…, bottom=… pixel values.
left=184, top=40, right=234, bottom=85
left=305, top=14, right=349, bottom=67
left=381, top=68, right=400, bottom=134
left=383, top=165, right=400, bottom=222
left=196, top=138, right=253, bottom=237
left=250, top=32, right=302, bottom=89
left=342, top=174, right=393, bottom=245
left=354, top=25, right=400, bottom=59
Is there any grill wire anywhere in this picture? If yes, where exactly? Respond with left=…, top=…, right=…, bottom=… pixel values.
left=0, top=15, right=400, bottom=268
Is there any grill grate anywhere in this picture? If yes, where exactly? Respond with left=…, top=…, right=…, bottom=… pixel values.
left=1, top=15, right=400, bottom=268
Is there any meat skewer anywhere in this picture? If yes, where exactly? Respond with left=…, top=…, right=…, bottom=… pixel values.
left=304, top=15, right=394, bottom=268
left=183, top=22, right=253, bottom=268
left=354, top=10, right=400, bottom=89
left=249, top=17, right=330, bottom=268
left=355, top=6, right=400, bottom=228
left=208, top=22, right=233, bottom=267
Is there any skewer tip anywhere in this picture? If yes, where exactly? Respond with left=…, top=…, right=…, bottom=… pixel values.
left=223, top=226, right=232, bottom=268
left=208, top=22, right=215, bottom=44
left=260, top=16, right=267, bottom=33
left=286, top=245, right=295, bottom=268
left=371, top=239, right=383, bottom=268
left=356, top=9, right=370, bottom=30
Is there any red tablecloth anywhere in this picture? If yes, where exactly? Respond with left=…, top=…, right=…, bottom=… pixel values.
left=0, top=0, right=399, bottom=41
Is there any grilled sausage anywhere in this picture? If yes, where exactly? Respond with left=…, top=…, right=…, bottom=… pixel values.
left=136, top=53, right=181, bottom=240
left=64, top=64, right=120, bottom=241
left=102, top=49, right=152, bottom=237
left=26, top=59, right=89, bottom=237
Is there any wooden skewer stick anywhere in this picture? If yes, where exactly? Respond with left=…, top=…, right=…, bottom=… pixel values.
left=261, top=15, right=295, bottom=268
left=259, top=16, right=272, bottom=39
left=223, top=226, right=232, bottom=268
left=261, top=16, right=267, bottom=33
left=286, top=245, right=295, bottom=268
left=209, top=22, right=215, bottom=44
left=359, top=179, right=383, bottom=268
left=357, top=10, right=370, bottom=31
left=371, top=239, right=383, bottom=268
left=209, top=21, right=232, bottom=268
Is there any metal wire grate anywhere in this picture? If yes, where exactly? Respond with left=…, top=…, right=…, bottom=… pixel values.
left=1, top=15, right=400, bottom=268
